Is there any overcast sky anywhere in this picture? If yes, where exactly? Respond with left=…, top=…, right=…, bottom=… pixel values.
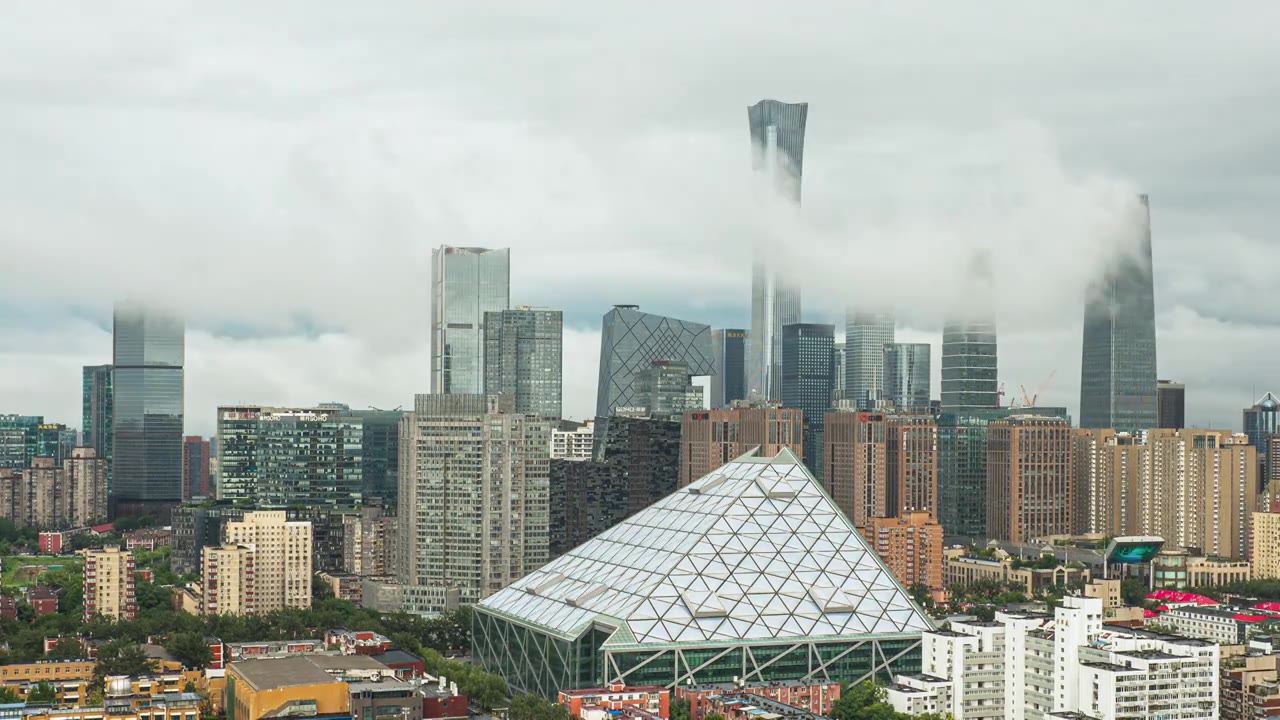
left=2, top=2, right=1278, bottom=436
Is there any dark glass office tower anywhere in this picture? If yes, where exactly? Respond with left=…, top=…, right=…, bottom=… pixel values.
left=82, top=365, right=113, bottom=487
left=711, top=329, right=748, bottom=409
left=595, top=305, right=713, bottom=418
left=781, top=323, right=834, bottom=480
left=1245, top=393, right=1280, bottom=491
left=883, top=343, right=931, bottom=413
left=942, top=251, right=998, bottom=413
left=746, top=99, right=807, bottom=402
left=1156, top=380, right=1185, bottom=429
left=111, top=303, right=184, bottom=519
left=1080, top=195, right=1158, bottom=433
left=845, top=311, right=895, bottom=408
left=483, top=307, right=563, bottom=418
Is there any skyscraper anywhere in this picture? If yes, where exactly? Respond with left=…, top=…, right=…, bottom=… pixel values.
left=941, top=251, right=999, bottom=413
left=883, top=343, right=931, bottom=413
left=1156, top=380, right=1185, bottom=429
left=430, top=246, right=510, bottom=395
left=1079, top=195, right=1158, bottom=433
left=338, top=408, right=401, bottom=504
left=710, top=328, right=748, bottom=409
left=82, top=364, right=113, bottom=484
left=398, top=394, right=551, bottom=612
left=595, top=305, right=713, bottom=418
left=679, top=407, right=804, bottom=487
left=746, top=99, right=807, bottom=402
left=781, top=323, right=834, bottom=479
left=483, top=306, right=563, bottom=418
left=633, top=360, right=704, bottom=421
left=111, top=303, right=184, bottom=518
left=844, top=311, right=894, bottom=407
left=831, top=343, right=846, bottom=403
left=1243, top=393, right=1279, bottom=491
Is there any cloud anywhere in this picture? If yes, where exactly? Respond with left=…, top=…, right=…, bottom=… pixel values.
left=1, top=2, right=1279, bottom=433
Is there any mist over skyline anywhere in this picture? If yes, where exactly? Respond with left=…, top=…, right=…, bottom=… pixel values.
left=2, top=2, right=1278, bottom=436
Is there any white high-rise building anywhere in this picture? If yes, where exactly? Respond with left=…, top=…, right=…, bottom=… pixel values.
left=550, top=420, right=595, bottom=461
left=845, top=311, right=895, bottom=407
left=888, top=596, right=1219, bottom=720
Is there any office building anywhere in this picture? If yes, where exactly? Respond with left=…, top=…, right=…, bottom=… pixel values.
left=111, top=303, right=184, bottom=518
left=678, top=407, right=803, bottom=487
left=82, top=364, right=113, bottom=483
left=398, top=394, right=551, bottom=612
left=596, top=305, right=713, bottom=418
left=634, top=360, right=704, bottom=421
left=1245, top=393, right=1280, bottom=489
left=1254, top=502, right=1280, bottom=579
left=1138, top=429, right=1257, bottom=559
left=746, top=99, right=807, bottom=403
left=1079, top=195, right=1158, bottom=433
left=844, top=311, right=894, bottom=408
left=170, top=502, right=249, bottom=575
left=886, top=596, right=1220, bottom=720
left=430, top=245, right=510, bottom=395
left=860, top=511, right=944, bottom=594
left=831, top=343, right=846, bottom=402
left=550, top=420, right=594, bottom=461
left=883, top=342, right=931, bottom=413
left=484, top=306, right=563, bottom=418
left=1156, top=380, right=1185, bottom=429
left=1072, top=428, right=1141, bottom=537
left=475, top=448, right=931, bottom=697
left=201, top=544, right=256, bottom=616
left=0, top=415, right=73, bottom=469
left=987, top=415, right=1076, bottom=542
left=941, top=251, right=999, bottom=414
left=182, top=436, right=210, bottom=499
left=338, top=408, right=401, bottom=503
left=215, top=406, right=363, bottom=508
left=224, top=510, right=313, bottom=612
left=781, top=323, right=834, bottom=479
left=549, top=415, right=681, bottom=558
left=710, top=329, right=748, bottom=409
left=83, top=546, right=137, bottom=622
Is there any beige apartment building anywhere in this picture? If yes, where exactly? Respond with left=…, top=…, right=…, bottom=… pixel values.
left=224, top=510, right=312, bottom=612
left=1253, top=502, right=1280, bottom=579
left=1072, top=428, right=1142, bottom=536
left=200, top=544, right=256, bottom=616
left=679, top=407, right=804, bottom=488
left=0, top=448, right=108, bottom=529
left=859, top=510, right=943, bottom=593
left=82, top=546, right=136, bottom=622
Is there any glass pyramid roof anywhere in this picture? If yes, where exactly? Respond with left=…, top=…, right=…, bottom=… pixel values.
left=479, top=448, right=933, bottom=645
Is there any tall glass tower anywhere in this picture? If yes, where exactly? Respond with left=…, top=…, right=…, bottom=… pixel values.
left=844, top=311, right=895, bottom=408
left=595, top=305, right=713, bottom=418
left=1079, top=195, right=1157, bottom=433
left=942, top=251, right=999, bottom=413
left=82, top=364, right=114, bottom=487
left=431, top=246, right=510, bottom=395
left=781, top=323, right=834, bottom=479
left=883, top=342, right=931, bottom=413
left=484, top=307, right=564, bottom=418
left=111, top=303, right=184, bottom=517
left=746, top=99, right=807, bottom=402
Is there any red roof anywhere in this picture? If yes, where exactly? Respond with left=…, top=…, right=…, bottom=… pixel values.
left=91, top=523, right=115, bottom=533
left=1233, top=614, right=1269, bottom=623
left=1146, top=590, right=1218, bottom=606
left=1143, top=609, right=1159, bottom=618
left=1254, top=602, right=1280, bottom=612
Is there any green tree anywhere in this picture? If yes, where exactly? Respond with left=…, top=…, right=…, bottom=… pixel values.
left=670, top=698, right=691, bottom=720
left=165, top=632, right=213, bottom=669
left=27, top=681, right=58, bottom=705
left=92, top=640, right=155, bottom=689
left=1121, top=578, right=1148, bottom=607
left=830, top=680, right=884, bottom=720
left=0, top=687, right=20, bottom=703
left=46, top=638, right=86, bottom=660
left=705, top=715, right=725, bottom=720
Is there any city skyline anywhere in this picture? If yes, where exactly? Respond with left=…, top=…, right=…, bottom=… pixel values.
left=2, top=4, right=1277, bottom=439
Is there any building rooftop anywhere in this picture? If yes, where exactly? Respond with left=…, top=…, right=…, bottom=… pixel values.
left=230, top=657, right=337, bottom=691
left=347, top=679, right=415, bottom=694
left=724, top=693, right=831, bottom=720
left=561, top=685, right=668, bottom=697
left=681, top=680, right=836, bottom=692
left=478, top=448, right=931, bottom=645
left=371, top=650, right=422, bottom=667
left=304, top=655, right=390, bottom=673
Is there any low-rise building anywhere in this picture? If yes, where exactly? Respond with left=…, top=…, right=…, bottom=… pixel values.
left=416, top=676, right=467, bottom=720
left=943, top=549, right=1091, bottom=596
left=676, top=681, right=838, bottom=720
left=1220, top=652, right=1280, bottom=720
left=1160, top=606, right=1270, bottom=644
left=323, top=630, right=391, bottom=657
left=700, top=693, right=830, bottom=720
left=319, top=573, right=363, bottom=604
left=369, top=651, right=424, bottom=680
left=558, top=683, right=669, bottom=720
left=26, top=585, right=59, bottom=616
left=226, top=657, right=351, bottom=720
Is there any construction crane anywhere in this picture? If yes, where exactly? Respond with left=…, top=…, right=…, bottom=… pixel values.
left=996, top=383, right=1006, bottom=407
left=1019, top=369, right=1057, bottom=407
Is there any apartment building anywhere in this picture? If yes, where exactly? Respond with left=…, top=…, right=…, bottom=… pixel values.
left=223, top=511, right=312, bottom=612
left=82, top=546, right=136, bottom=622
